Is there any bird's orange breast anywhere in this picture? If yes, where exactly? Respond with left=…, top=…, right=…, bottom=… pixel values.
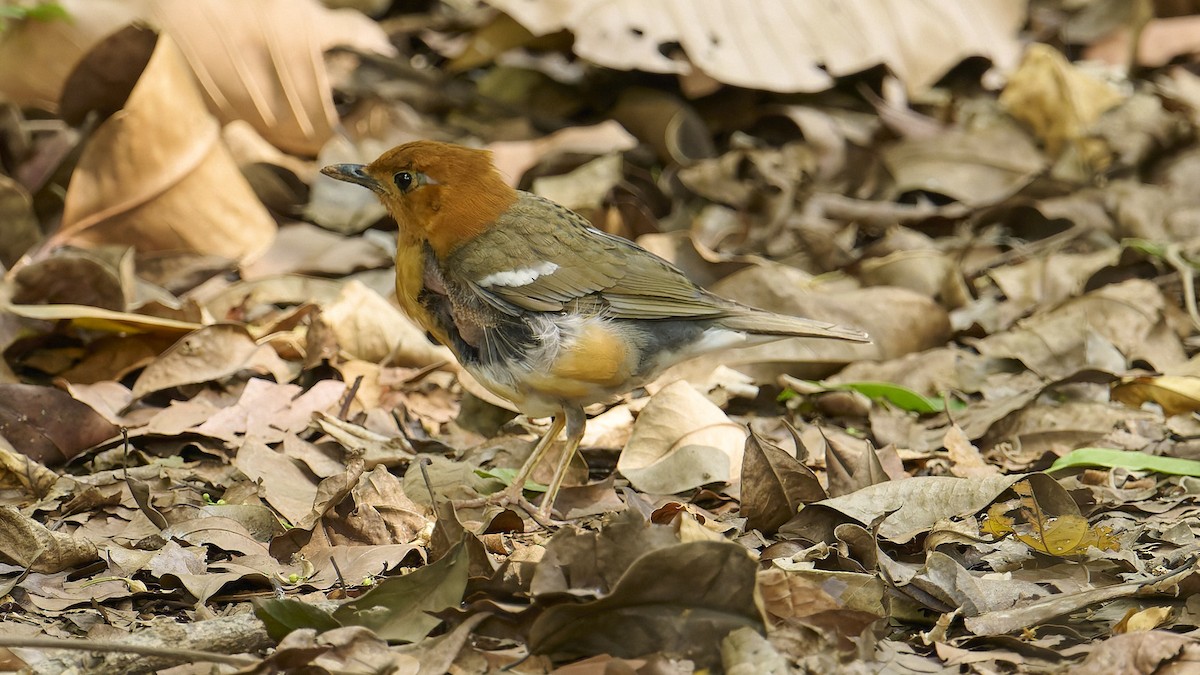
left=394, top=239, right=452, bottom=348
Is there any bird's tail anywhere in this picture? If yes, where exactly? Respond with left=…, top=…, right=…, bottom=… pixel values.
left=718, top=309, right=870, bottom=343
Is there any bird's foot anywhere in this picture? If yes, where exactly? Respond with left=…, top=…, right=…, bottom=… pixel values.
left=454, top=486, right=560, bottom=529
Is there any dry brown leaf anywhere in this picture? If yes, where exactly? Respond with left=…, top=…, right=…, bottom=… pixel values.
left=235, top=439, right=320, bottom=526
left=193, top=378, right=345, bottom=444
left=487, top=121, right=638, bottom=187
left=130, top=325, right=292, bottom=400
left=973, top=279, right=1185, bottom=379
left=1087, top=16, right=1200, bottom=69
left=740, top=431, right=825, bottom=535
left=0, top=436, right=59, bottom=497
left=788, top=474, right=1027, bottom=543
left=883, top=120, right=1046, bottom=207
left=617, top=380, right=747, bottom=495
left=945, top=424, right=1000, bottom=479
left=486, top=0, right=1025, bottom=94
left=51, top=30, right=276, bottom=261
left=0, top=175, right=40, bottom=268
left=240, top=224, right=391, bottom=279
left=1067, top=631, right=1200, bottom=674
left=2, top=302, right=202, bottom=336
left=0, top=384, right=119, bottom=464
left=0, top=0, right=393, bottom=154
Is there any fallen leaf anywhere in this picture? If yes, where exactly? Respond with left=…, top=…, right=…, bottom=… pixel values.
left=0, top=384, right=119, bottom=464
left=130, top=325, right=292, bottom=400
left=0, top=505, right=98, bottom=572
left=740, top=431, right=825, bottom=535
left=618, top=380, right=747, bottom=494
left=51, top=29, right=276, bottom=261
left=334, top=541, right=468, bottom=643
left=528, top=541, right=762, bottom=668
left=1111, top=375, right=1200, bottom=417
left=485, top=0, right=1024, bottom=94
left=787, top=474, right=1027, bottom=544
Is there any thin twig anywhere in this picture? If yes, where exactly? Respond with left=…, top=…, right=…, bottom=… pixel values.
left=0, top=636, right=259, bottom=666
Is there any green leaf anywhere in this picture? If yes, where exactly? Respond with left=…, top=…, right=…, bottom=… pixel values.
left=474, top=467, right=548, bottom=493
left=1047, top=448, right=1200, bottom=477
left=333, top=541, right=469, bottom=643
left=0, top=2, right=68, bottom=23
left=253, top=598, right=341, bottom=643
left=797, top=380, right=965, bottom=414
left=1121, top=237, right=1167, bottom=259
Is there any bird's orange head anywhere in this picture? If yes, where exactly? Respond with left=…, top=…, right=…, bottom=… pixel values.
left=322, top=141, right=517, bottom=257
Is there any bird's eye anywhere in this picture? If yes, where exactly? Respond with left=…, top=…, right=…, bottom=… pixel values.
left=393, top=171, right=414, bottom=192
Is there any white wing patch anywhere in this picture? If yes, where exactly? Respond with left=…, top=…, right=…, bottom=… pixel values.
left=478, top=261, right=560, bottom=288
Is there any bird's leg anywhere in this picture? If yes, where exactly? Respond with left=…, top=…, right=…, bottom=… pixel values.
left=536, top=405, right=586, bottom=521
left=455, top=414, right=565, bottom=526
left=509, top=413, right=566, bottom=497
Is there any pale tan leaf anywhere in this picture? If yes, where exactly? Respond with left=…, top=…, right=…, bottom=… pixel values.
left=485, top=0, right=1025, bottom=94
left=0, top=505, right=98, bottom=573
left=147, top=0, right=379, bottom=156
left=52, top=31, right=276, bottom=261
left=618, top=380, right=747, bottom=494
left=323, top=280, right=455, bottom=367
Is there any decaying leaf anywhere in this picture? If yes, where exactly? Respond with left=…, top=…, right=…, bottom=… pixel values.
left=981, top=478, right=1119, bottom=556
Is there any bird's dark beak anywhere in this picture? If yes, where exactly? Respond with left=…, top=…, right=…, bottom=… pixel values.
left=321, top=163, right=384, bottom=193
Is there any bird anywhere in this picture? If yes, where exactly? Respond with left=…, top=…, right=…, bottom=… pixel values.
left=322, top=141, right=868, bottom=523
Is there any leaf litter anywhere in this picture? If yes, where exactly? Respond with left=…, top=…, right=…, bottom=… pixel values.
left=3, top=1, right=1200, bottom=673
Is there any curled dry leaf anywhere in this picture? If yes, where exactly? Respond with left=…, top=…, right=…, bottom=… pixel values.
left=51, top=30, right=276, bottom=261
left=740, top=431, right=825, bottom=535
left=0, top=436, right=60, bottom=497
left=617, top=380, right=747, bottom=495
left=1000, top=43, right=1124, bottom=176
left=945, top=424, right=1000, bottom=479
left=485, top=0, right=1024, bottom=95
left=883, top=120, right=1046, bottom=207
left=1111, top=375, right=1200, bottom=417
left=973, top=279, right=1185, bottom=379
left=1066, top=631, right=1200, bottom=674
left=0, top=505, right=99, bottom=573
left=193, top=378, right=346, bottom=444
left=235, top=439, right=320, bottom=527
left=333, top=542, right=469, bottom=643
left=0, top=175, right=40, bottom=268
left=487, top=121, right=639, bottom=187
